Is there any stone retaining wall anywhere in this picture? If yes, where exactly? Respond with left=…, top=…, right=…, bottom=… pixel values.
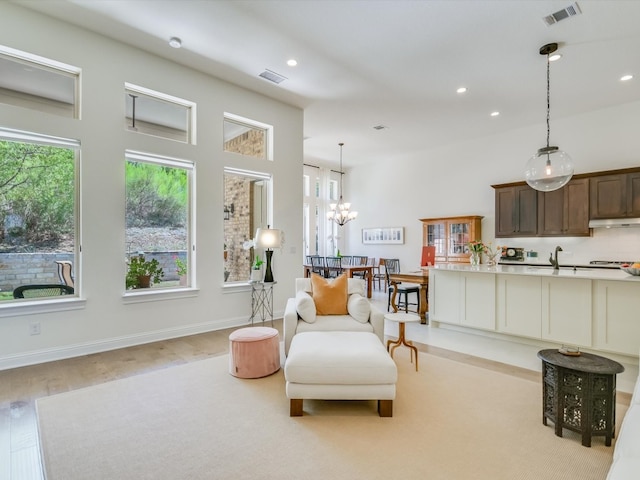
left=0, top=252, right=187, bottom=293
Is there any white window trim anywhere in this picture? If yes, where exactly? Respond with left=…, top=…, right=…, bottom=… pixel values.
left=0, top=44, right=81, bottom=119
left=0, top=128, right=82, bottom=313
left=125, top=83, right=197, bottom=145
left=223, top=112, right=273, bottom=161
left=124, top=150, right=196, bottom=299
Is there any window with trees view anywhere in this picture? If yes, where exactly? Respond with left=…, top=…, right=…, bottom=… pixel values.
left=0, top=129, right=78, bottom=302
left=125, top=151, right=193, bottom=291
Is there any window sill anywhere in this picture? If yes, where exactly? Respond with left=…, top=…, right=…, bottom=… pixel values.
left=0, top=297, right=86, bottom=318
left=122, top=286, right=200, bottom=304
left=222, top=282, right=252, bottom=293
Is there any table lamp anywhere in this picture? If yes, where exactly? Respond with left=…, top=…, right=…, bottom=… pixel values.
left=255, top=226, right=282, bottom=283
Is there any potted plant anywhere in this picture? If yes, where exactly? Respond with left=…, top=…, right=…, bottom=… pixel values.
left=126, top=255, right=164, bottom=289
left=251, top=256, right=264, bottom=282
left=174, top=255, right=187, bottom=286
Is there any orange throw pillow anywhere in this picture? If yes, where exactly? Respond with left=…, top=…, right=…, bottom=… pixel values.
left=310, top=273, right=348, bottom=315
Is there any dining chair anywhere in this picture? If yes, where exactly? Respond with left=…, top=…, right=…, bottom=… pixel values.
left=13, top=284, right=75, bottom=299
left=340, top=255, right=353, bottom=266
left=383, top=258, right=419, bottom=313
left=309, top=256, right=326, bottom=276
left=374, top=258, right=387, bottom=291
left=351, top=256, right=369, bottom=279
left=325, top=256, right=343, bottom=278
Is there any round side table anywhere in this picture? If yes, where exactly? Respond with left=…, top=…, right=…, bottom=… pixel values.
left=384, top=312, right=421, bottom=371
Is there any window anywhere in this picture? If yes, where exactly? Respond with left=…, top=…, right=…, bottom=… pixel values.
left=125, top=151, right=194, bottom=291
left=0, top=128, right=79, bottom=302
left=224, top=168, right=272, bottom=284
left=223, top=113, right=272, bottom=160
left=0, top=45, right=80, bottom=118
left=125, top=84, right=196, bottom=144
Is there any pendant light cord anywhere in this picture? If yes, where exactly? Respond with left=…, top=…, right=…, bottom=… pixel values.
left=546, top=54, right=551, bottom=149
left=339, top=142, right=344, bottom=200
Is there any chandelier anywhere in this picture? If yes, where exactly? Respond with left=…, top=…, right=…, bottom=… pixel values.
left=327, top=142, right=358, bottom=226
left=524, top=43, right=574, bottom=192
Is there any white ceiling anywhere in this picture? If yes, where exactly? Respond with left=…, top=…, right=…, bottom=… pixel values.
left=13, top=0, right=640, bottom=169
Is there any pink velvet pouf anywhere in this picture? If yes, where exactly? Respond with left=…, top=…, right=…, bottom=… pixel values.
left=229, top=326, right=281, bottom=378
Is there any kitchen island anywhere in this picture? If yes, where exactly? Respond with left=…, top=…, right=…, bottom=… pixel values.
left=428, top=263, right=640, bottom=358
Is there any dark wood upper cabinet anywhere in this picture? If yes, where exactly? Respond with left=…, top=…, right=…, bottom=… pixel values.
left=494, top=185, right=537, bottom=237
left=538, top=178, right=590, bottom=236
left=590, top=171, right=640, bottom=219
left=494, top=166, right=640, bottom=238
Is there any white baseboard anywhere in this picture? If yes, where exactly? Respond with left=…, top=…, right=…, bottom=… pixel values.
left=0, top=309, right=284, bottom=371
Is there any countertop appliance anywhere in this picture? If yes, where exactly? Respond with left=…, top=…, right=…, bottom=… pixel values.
left=500, top=247, right=524, bottom=261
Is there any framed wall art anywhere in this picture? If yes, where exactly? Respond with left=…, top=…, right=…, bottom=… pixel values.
left=362, top=227, right=404, bottom=245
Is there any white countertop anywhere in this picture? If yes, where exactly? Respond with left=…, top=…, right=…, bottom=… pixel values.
left=429, top=263, right=640, bottom=281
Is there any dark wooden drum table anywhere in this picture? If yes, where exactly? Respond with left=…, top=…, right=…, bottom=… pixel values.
left=537, top=349, right=625, bottom=447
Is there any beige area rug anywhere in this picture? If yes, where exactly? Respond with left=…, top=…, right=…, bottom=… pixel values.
left=36, top=349, right=626, bottom=480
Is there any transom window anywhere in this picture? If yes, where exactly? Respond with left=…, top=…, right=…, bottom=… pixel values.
left=125, top=83, right=196, bottom=144
left=0, top=45, right=80, bottom=119
left=223, top=113, right=272, bottom=161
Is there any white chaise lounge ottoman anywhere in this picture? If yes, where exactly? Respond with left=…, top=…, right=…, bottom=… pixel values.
left=284, top=331, right=398, bottom=417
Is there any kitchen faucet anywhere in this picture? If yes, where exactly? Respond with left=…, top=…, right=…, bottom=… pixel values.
left=549, top=246, right=562, bottom=270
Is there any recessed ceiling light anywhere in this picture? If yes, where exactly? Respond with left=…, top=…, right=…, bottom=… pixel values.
left=169, top=37, right=182, bottom=48
left=456, top=87, right=467, bottom=94
left=549, top=53, right=562, bottom=62
left=287, top=59, right=298, bottom=67
left=621, top=74, right=634, bottom=82
left=490, top=111, right=500, bottom=117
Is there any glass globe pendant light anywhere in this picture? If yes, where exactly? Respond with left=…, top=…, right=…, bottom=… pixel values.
left=524, top=43, right=574, bottom=192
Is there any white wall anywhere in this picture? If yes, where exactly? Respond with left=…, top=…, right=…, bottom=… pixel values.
left=0, top=4, right=303, bottom=368
left=344, top=100, right=640, bottom=269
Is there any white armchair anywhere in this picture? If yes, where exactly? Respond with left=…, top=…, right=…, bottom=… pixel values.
left=283, top=277, right=385, bottom=356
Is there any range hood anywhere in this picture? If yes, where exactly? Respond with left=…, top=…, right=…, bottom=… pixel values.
left=589, top=218, right=640, bottom=228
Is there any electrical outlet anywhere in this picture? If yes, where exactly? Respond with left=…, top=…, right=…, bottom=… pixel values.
left=29, top=322, right=41, bottom=335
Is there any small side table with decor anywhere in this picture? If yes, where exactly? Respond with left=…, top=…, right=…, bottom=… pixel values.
left=249, top=281, right=276, bottom=326
left=537, top=348, right=624, bottom=447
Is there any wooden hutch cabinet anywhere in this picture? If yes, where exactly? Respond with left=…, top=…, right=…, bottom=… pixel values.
left=420, top=216, right=483, bottom=263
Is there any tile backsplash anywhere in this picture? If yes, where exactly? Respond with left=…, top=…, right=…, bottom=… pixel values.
left=498, top=228, right=640, bottom=264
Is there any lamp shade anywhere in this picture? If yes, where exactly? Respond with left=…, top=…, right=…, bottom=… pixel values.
left=255, top=228, right=282, bottom=249
left=524, top=146, right=574, bottom=192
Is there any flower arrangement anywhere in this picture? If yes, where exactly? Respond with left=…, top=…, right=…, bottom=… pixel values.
left=174, top=256, right=187, bottom=276
left=468, top=240, right=485, bottom=254
left=483, top=242, right=502, bottom=266
left=253, top=256, right=264, bottom=270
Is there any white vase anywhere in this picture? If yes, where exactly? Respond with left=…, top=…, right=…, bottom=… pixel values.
left=251, top=269, right=262, bottom=282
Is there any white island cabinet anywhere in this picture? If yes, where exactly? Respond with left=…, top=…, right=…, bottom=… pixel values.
left=593, top=280, right=640, bottom=356
left=428, top=264, right=640, bottom=357
left=496, top=274, right=542, bottom=339
left=541, top=277, right=592, bottom=347
left=430, top=269, right=495, bottom=330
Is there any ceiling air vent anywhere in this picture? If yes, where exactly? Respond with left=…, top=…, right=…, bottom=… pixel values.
left=542, top=2, right=582, bottom=26
left=259, top=69, right=287, bottom=84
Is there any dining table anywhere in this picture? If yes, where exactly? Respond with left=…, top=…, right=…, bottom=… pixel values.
left=388, top=268, right=429, bottom=324
left=302, top=263, right=374, bottom=298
